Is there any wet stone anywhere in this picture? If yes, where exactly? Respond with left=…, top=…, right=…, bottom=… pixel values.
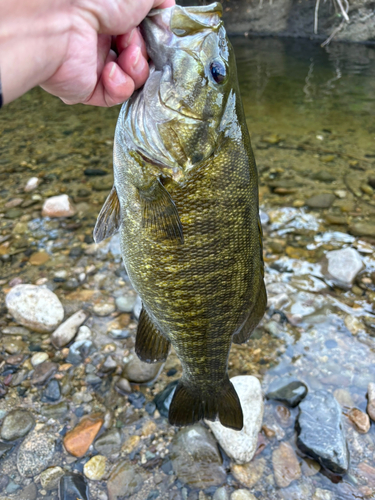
left=40, top=466, right=64, bottom=490
left=94, top=428, right=122, bottom=456
left=58, top=472, right=89, bottom=500
left=312, top=489, right=333, bottom=500
left=266, top=379, right=308, bottom=407
left=367, top=383, right=375, bottom=421
left=50, top=309, right=87, bottom=348
left=272, top=441, right=301, bottom=488
left=171, top=424, right=226, bottom=489
left=231, top=491, right=257, bottom=500
left=42, top=194, right=76, bottom=218
left=306, top=193, right=335, bottom=209
left=0, top=441, right=14, bottom=458
left=213, top=487, right=230, bottom=500
left=31, top=361, right=58, bottom=385
left=231, top=458, right=265, bottom=489
left=115, top=295, right=137, bottom=313
left=30, top=352, right=49, bottom=366
left=18, top=482, right=38, bottom=500
left=348, top=408, right=370, bottom=433
left=122, top=354, right=163, bottom=384
left=115, top=377, right=132, bottom=394
left=66, top=340, right=93, bottom=365
left=297, top=390, right=349, bottom=474
left=348, top=221, right=375, bottom=238
left=301, top=458, right=321, bottom=477
left=17, top=430, right=56, bottom=477
left=154, top=380, right=178, bottom=418
left=1, top=409, right=35, bottom=441
left=107, top=462, right=145, bottom=500
left=83, top=454, right=106, bottom=480
left=41, top=401, right=69, bottom=419
left=63, top=413, right=104, bottom=457
left=41, top=379, right=61, bottom=402
left=325, top=248, right=363, bottom=288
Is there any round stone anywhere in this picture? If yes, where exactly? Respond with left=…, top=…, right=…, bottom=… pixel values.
left=1, top=410, right=35, bottom=441
left=17, top=431, right=56, bottom=477
left=31, top=352, right=49, bottom=367
left=83, top=455, right=106, bottom=480
left=40, top=466, right=64, bottom=490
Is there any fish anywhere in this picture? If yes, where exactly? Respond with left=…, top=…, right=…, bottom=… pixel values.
left=93, top=2, right=266, bottom=430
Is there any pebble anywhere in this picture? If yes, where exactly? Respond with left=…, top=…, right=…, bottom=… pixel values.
left=75, top=325, right=92, bottom=342
left=128, top=391, right=146, bottom=409
left=83, top=455, right=106, bottom=480
left=63, top=413, right=104, bottom=457
left=41, top=379, right=61, bottom=402
left=40, top=466, right=65, bottom=490
left=29, top=251, right=50, bottom=266
left=42, top=194, right=76, bottom=218
left=297, top=391, right=349, bottom=474
left=30, top=352, right=49, bottom=366
left=115, top=377, right=132, bottom=394
left=231, top=491, right=257, bottom=500
left=0, top=441, right=14, bottom=458
left=94, top=429, right=122, bottom=456
left=31, top=361, right=58, bottom=385
left=312, top=489, right=333, bottom=500
left=344, top=315, right=365, bottom=335
left=115, top=295, right=137, bottom=313
left=301, top=458, right=321, bottom=477
left=107, top=462, right=145, bottom=500
left=231, top=458, right=265, bottom=488
left=24, top=177, right=40, bottom=192
left=122, top=354, right=164, bottom=384
left=66, top=340, right=93, bottom=365
left=6, top=285, right=64, bottom=333
left=272, top=441, right=301, bottom=488
left=348, top=222, right=375, bottom=238
left=213, top=487, right=230, bottom=500
left=154, top=380, right=179, bottom=418
left=325, top=248, right=363, bottom=288
left=17, top=430, right=56, bottom=477
left=18, top=482, right=38, bottom=500
left=367, top=383, right=375, bottom=421
left=306, top=193, right=335, bottom=209
left=1, top=409, right=35, bottom=441
left=206, top=376, right=264, bottom=464
left=50, top=310, right=87, bottom=348
left=266, top=378, right=308, bottom=407
left=93, top=302, right=116, bottom=316
left=171, top=424, right=226, bottom=488
left=333, top=389, right=354, bottom=408
left=348, top=408, right=370, bottom=433
left=58, top=473, right=89, bottom=500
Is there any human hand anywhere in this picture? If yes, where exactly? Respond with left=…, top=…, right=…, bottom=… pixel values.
left=40, top=0, right=175, bottom=107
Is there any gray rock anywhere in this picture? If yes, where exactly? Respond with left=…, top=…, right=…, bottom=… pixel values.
left=5, top=285, right=64, bottom=333
left=123, top=354, right=163, bottom=384
left=115, top=295, right=137, bottom=313
left=231, top=491, right=257, bottom=500
left=213, top=486, right=230, bottom=500
left=6, top=481, right=21, bottom=493
left=94, top=429, right=122, bottom=456
left=266, top=378, right=308, bottom=407
left=75, top=325, right=92, bottom=342
left=41, top=379, right=61, bottom=402
left=325, top=248, right=363, bottom=288
left=171, top=424, right=226, bottom=489
left=107, top=462, right=145, bottom=500
left=67, top=340, right=93, bottom=365
left=306, top=193, right=335, bottom=209
left=18, top=482, right=38, bottom=500
left=348, top=222, right=375, bottom=238
left=206, top=376, right=264, bottom=464
left=297, top=391, right=349, bottom=474
left=50, top=310, right=87, bottom=348
left=30, top=362, right=58, bottom=386
left=1, top=410, right=35, bottom=441
left=40, top=466, right=64, bottom=490
left=17, top=430, right=56, bottom=477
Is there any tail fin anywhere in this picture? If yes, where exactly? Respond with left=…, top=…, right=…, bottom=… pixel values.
left=168, top=377, right=243, bottom=430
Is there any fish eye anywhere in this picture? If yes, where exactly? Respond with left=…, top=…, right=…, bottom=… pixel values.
left=209, top=60, right=226, bottom=84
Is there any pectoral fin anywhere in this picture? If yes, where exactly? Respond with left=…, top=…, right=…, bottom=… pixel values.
left=139, top=179, right=184, bottom=245
left=233, top=279, right=267, bottom=344
left=135, top=307, right=170, bottom=363
left=93, top=186, right=121, bottom=243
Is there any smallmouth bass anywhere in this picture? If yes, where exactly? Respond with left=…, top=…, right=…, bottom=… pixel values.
left=94, top=2, right=266, bottom=430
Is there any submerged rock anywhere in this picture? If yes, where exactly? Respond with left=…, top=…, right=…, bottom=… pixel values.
left=171, top=424, right=226, bottom=489
left=266, top=379, right=308, bottom=407
left=58, top=473, right=89, bottom=500
left=231, top=458, right=265, bottom=489
left=206, top=376, right=264, bottom=464
left=50, top=309, right=87, bottom=348
left=0, top=409, right=35, bottom=441
left=272, top=442, right=301, bottom=488
left=325, top=248, right=363, bottom=288
left=6, top=284, right=64, bottom=333
left=63, top=413, right=104, bottom=457
left=306, top=193, right=335, bottom=209
left=42, top=194, right=76, bottom=218
left=94, top=428, right=122, bottom=456
left=122, top=354, right=163, bottom=384
left=348, top=408, right=370, bottom=434
left=17, top=430, right=56, bottom=477
left=153, top=379, right=179, bottom=418
left=297, top=391, right=349, bottom=474
left=40, top=466, right=64, bottom=490
left=107, top=462, right=145, bottom=500
left=83, top=455, right=106, bottom=480
left=367, top=383, right=375, bottom=421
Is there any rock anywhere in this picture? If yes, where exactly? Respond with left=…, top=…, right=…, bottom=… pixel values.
left=1, top=409, right=35, bottom=441
left=93, top=302, right=116, bottom=316
left=297, top=391, right=349, bottom=474
left=24, top=177, right=40, bottom=192
left=50, top=310, right=87, bottom=348
left=171, top=424, right=226, bottom=489
left=0, top=442, right=14, bottom=458
left=333, top=389, right=354, bottom=408
left=58, top=473, right=89, bottom=500
left=29, top=251, right=50, bottom=266
left=41, top=401, right=68, bottom=419
left=107, top=462, right=145, bottom=500
left=312, top=489, right=333, bottom=500
left=301, top=458, right=321, bottom=477
left=18, top=482, right=38, bottom=500
left=325, top=248, right=363, bottom=288
left=348, top=408, right=370, bottom=433
left=6, top=285, right=64, bottom=333
left=231, top=491, right=257, bottom=500
left=154, top=380, right=179, bottom=418
left=40, top=466, right=64, bottom=490
left=206, top=376, right=264, bottom=464
left=66, top=340, right=93, bottom=365
left=31, top=362, right=58, bottom=385
left=266, top=379, right=308, bottom=407
left=348, top=222, right=375, bottom=238
left=30, top=352, right=49, bottom=366
left=63, top=413, right=104, bottom=457
left=83, top=455, right=106, bottom=480
left=213, top=487, right=230, bottom=500
left=42, top=194, right=76, bottom=218
left=115, top=295, right=137, bottom=313
left=231, top=458, right=265, bottom=488
left=41, top=379, right=61, bottom=402
left=94, top=429, right=122, bottom=456
left=344, top=316, right=365, bottom=335
left=75, top=325, right=92, bottom=342
left=115, top=378, right=132, bottom=395
left=123, top=354, right=163, bottom=384
left=128, top=391, right=145, bottom=409
left=17, top=430, right=55, bottom=477
left=357, top=462, right=375, bottom=483
left=306, top=193, right=335, bottom=209
left=272, top=442, right=301, bottom=488
left=367, top=383, right=375, bottom=421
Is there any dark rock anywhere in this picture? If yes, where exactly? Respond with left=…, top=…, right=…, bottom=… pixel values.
left=18, top=482, right=38, bottom=500
left=94, top=429, right=122, bottom=456
left=171, top=424, right=226, bottom=489
left=30, top=362, right=58, bottom=386
left=296, top=391, right=349, bottom=474
left=0, top=474, right=9, bottom=491
left=0, top=382, right=8, bottom=398
left=42, top=379, right=61, bottom=402
left=266, top=379, right=308, bottom=407
left=306, top=194, right=335, bottom=209
left=84, top=168, right=108, bottom=176
left=0, top=409, right=35, bottom=441
left=58, top=473, right=88, bottom=500
left=145, top=402, right=156, bottom=416
left=0, top=441, right=14, bottom=459
left=67, top=340, right=93, bottom=365
left=128, top=391, right=146, bottom=409
left=154, top=380, right=179, bottom=418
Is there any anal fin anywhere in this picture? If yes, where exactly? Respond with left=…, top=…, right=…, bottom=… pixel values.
left=93, top=186, right=121, bottom=243
left=233, top=279, right=267, bottom=344
left=139, top=179, right=183, bottom=245
left=135, top=307, right=170, bottom=363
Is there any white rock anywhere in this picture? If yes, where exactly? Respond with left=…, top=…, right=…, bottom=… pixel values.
left=326, top=248, right=363, bottom=287
left=24, top=177, right=40, bottom=192
left=31, top=352, right=49, bottom=366
left=50, top=310, right=87, bottom=348
left=231, top=491, right=257, bottom=500
left=75, top=325, right=92, bottom=342
left=206, top=376, right=264, bottom=464
left=6, top=285, right=64, bottom=333
left=42, top=194, right=76, bottom=218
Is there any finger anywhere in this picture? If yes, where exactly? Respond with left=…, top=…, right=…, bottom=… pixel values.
left=117, top=45, right=149, bottom=90
left=154, top=0, right=176, bottom=7
left=85, top=61, right=135, bottom=107
left=116, top=28, right=147, bottom=59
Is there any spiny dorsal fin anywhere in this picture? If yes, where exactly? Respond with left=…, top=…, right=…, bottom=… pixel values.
left=93, top=186, right=120, bottom=243
left=135, top=307, right=170, bottom=363
left=139, top=179, right=184, bottom=245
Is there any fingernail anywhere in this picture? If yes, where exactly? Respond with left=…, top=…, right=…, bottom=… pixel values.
left=132, top=47, right=143, bottom=73
left=109, top=62, right=117, bottom=80
left=124, top=29, right=136, bottom=48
